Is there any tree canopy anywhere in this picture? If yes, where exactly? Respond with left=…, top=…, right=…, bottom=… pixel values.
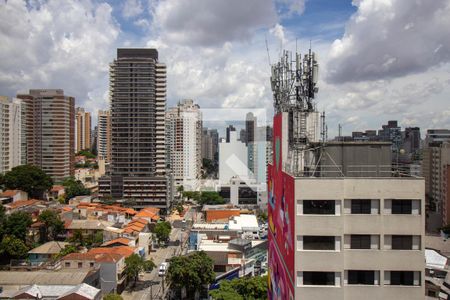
left=125, top=254, right=156, bottom=286
left=182, top=191, right=225, bottom=205
left=3, top=165, right=53, bottom=199
left=103, top=293, right=123, bottom=300
left=38, top=209, right=65, bottom=241
left=61, top=177, right=91, bottom=201
left=0, top=235, right=29, bottom=258
left=210, top=275, right=268, bottom=300
left=3, top=211, right=32, bottom=241
left=167, top=251, right=215, bottom=297
left=152, top=221, right=171, bottom=245
left=76, top=150, right=96, bottom=159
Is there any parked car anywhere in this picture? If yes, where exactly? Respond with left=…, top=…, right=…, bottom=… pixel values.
left=158, top=262, right=168, bottom=276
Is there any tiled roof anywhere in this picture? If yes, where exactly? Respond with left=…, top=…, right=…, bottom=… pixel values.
left=5, top=199, right=39, bottom=209
left=1, top=189, right=21, bottom=197
left=28, top=241, right=70, bottom=255
left=101, top=238, right=131, bottom=247
left=88, top=246, right=135, bottom=258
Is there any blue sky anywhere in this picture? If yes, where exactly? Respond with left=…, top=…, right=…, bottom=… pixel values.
left=1, top=0, right=450, bottom=138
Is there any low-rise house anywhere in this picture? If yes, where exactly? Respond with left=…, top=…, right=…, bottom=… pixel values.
left=0, top=189, right=28, bottom=204
left=62, top=246, right=136, bottom=294
left=134, top=207, right=160, bottom=223
left=28, top=241, right=70, bottom=266
left=202, top=204, right=240, bottom=223
left=48, top=185, right=65, bottom=201
left=0, top=269, right=100, bottom=298
left=3, top=199, right=41, bottom=213
left=66, top=219, right=113, bottom=239
left=10, top=283, right=101, bottom=300
left=101, top=237, right=134, bottom=248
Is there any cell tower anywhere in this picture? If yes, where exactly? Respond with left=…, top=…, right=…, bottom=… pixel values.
left=270, top=48, right=321, bottom=176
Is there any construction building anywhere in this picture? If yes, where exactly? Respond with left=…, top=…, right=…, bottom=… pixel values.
left=98, top=48, right=170, bottom=210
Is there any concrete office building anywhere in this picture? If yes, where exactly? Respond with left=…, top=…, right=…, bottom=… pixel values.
left=166, top=99, right=202, bottom=190
left=423, top=142, right=450, bottom=226
left=268, top=112, right=425, bottom=300
left=0, top=96, right=10, bottom=173
left=201, top=128, right=214, bottom=161
left=219, top=130, right=248, bottom=184
left=425, top=129, right=450, bottom=146
left=97, top=110, right=111, bottom=162
left=75, top=107, right=91, bottom=152
left=98, top=48, right=169, bottom=210
left=268, top=113, right=425, bottom=300
left=17, top=89, right=75, bottom=182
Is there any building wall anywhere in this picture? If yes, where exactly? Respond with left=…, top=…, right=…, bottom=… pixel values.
left=0, top=96, right=10, bottom=173
left=206, top=210, right=240, bottom=222
left=293, top=178, right=425, bottom=300
left=219, top=131, right=248, bottom=184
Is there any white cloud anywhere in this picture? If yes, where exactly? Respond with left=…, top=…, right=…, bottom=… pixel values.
left=122, top=0, right=144, bottom=19
left=276, top=0, right=307, bottom=16
left=0, top=0, right=120, bottom=121
left=327, top=0, right=450, bottom=83
left=152, top=0, right=277, bottom=47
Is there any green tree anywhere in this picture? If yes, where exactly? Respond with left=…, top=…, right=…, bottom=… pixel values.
left=4, top=211, right=32, bottom=241
left=68, top=229, right=84, bottom=246
left=76, top=150, right=96, bottom=159
left=258, top=211, right=268, bottom=223
left=177, top=185, right=184, bottom=193
left=199, top=191, right=225, bottom=205
left=0, top=205, right=6, bottom=240
left=61, top=177, right=91, bottom=201
left=3, top=165, right=53, bottom=199
left=57, top=244, right=77, bottom=258
left=38, top=209, right=65, bottom=241
left=125, top=254, right=156, bottom=286
left=167, top=251, right=215, bottom=298
left=0, top=235, right=29, bottom=258
left=210, top=281, right=243, bottom=300
left=103, top=293, right=123, bottom=300
left=210, top=276, right=268, bottom=300
left=176, top=203, right=184, bottom=215
left=152, top=221, right=171, bottom=246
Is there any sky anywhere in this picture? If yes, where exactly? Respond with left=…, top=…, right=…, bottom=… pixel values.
left=1, top=0, right=450, bottom=137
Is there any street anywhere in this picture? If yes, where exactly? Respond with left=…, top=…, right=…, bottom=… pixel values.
left=121, top=206, right=196, bottom=300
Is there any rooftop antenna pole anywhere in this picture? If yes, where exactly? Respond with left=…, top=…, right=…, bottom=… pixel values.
left=265, top=34, right=271, bottom=66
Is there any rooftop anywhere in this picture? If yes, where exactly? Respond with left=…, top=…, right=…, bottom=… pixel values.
left=28, top=241, right=70, bottom=255
left=228, top=214, right=259, bottom=231
left=66, top=219, right=113, bottom=230
left=0, top=270, right=95, bottom=285
left=9, top=283, right=100, bottom=300
left=202, top=204, right=238, bottom=211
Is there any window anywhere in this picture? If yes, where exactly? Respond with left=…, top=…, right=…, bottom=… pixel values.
left=390, top=271, right=414, bottom=286
left=303, top=236, right=335, bottom=250
left=348, top=270, right=375, bottom=285
left=392, top=200, right=412, bottom=214
left=65, top=262, right=70, bottom=267
left=303, top=272, right=336, bottom=285
left=350, top=235, right=371, bottom=249
left=303, top=200, right=335, bottom=215
left=351, top=200, right=371, bottom=214
left=90, top=262, right=95, bottom=268
left=78, top=262, right=83, bottom=268
left=392, top=235, right=413, bottom=250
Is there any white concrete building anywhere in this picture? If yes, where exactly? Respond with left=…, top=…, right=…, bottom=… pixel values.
left=166, top=99, right=202, bottom=190
left=219, top=131, right=248, bottom=184
left=97, top=110, right=111, bottom=162
left=293, top=178, right=425, bottom=300
left=0, top=97, right=24, bottom=173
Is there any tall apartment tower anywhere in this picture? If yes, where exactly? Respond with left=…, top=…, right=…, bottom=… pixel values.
left=17, top=89, right=75, bottom=182
left=0, top=96, right=10, bottom=173
left=75, top=107, right=91, bottom=152
left=166, top=99, right=202, bottom=190
left=99, top=48, right=169, bottom=209
left=97, top=110, right=112, bottom=162
left=268, top=50, right=424, bottom=300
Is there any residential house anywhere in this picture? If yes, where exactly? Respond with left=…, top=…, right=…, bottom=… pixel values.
left=0, top=189, right=28, bottom=204
left=48, top=185, right=65, bottom=201
left=65, top=219, right=113, bottom=240
left=28, top=241, right=70, bottom=266
left=62, top=246, right=137, bottom=294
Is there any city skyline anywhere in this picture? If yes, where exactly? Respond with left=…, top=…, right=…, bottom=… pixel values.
left=1, top=0, right=449, bottom=137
